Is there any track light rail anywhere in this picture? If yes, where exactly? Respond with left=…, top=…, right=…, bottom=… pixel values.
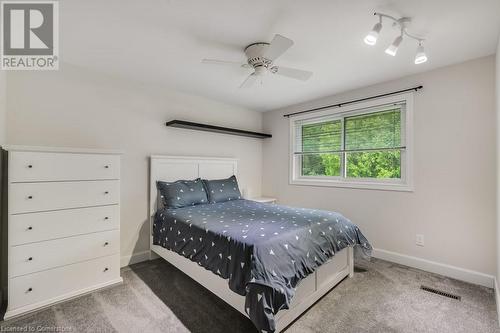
left=373, top=12, right=425, bottom=42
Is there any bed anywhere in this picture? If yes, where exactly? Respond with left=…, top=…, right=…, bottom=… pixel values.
left=149, top=156, right=371, bottom=332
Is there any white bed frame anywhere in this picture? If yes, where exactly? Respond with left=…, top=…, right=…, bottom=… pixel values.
left=149, top=155, right=354, bottom=332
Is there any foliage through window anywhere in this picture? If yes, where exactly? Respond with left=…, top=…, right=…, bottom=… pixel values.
left=291, top=97, right=411, bottom=190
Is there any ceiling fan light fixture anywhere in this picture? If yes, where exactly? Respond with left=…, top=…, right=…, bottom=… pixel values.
left=254, top=66, right=267, bottom=76
left=414, top=43, right=428, bottom=64
left=364, top=22, right=382, bottom=45
left=385, top=35, right=403, bottom=56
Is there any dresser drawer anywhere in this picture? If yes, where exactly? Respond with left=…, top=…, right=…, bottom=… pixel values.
left=10, top=205, right=120, bottom=246
left=9, top=151, right=120, bottom=182
left=9, top=230, right=120, bottom=277
left=8, top=254, right=120, bottom=310
left=9, top=180, right=119, bottom=214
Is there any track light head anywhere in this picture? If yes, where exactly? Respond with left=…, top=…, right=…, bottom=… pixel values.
left=414, top=43, right=428, bottom=64
left=364, top=22, right=382, bottom=45
left=385, top=35, right=403, bottom=56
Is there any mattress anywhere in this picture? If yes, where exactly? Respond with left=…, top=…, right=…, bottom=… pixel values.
left=153, top=199, right=371, bottom=332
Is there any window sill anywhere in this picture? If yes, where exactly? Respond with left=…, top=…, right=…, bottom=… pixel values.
left=290, top=178, right=413, bottom=192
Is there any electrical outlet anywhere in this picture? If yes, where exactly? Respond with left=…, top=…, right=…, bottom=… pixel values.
left=416, top=234, right=425, bottom=247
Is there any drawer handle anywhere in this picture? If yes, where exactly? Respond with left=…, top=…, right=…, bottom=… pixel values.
left=104, top=242, right=109, bottom=246
left=28, top=165, right=33, bottom=169
left=104, top=165, right=110, bottom=169
left=103, top=267, right=109, bottom=272
left=104, top=191, right=109, bottom=195
left=27, top=257, right=33, bottom=261
left=27, top=287, right=33, bottom=293
left=27, top=226, right=33, bottom=231
left=104, top=217, right=109, bottom=220
left=27, top=195, right=33, bottom=199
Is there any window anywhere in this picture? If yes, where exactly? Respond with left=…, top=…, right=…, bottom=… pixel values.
left=290, top=93, right=413, bottom=191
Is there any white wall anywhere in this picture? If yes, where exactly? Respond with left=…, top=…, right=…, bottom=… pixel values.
left=263, top=56, right=497, bottom=281
left=496, top=36, right=500, bottom=297
left=5, top=63, right=263, bottom=265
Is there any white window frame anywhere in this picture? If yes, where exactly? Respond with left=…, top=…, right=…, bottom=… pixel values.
left=289, top=93, right=414, bottom=192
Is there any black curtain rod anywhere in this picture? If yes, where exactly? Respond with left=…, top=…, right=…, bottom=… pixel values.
left=283, top=85, right=423, bottom=118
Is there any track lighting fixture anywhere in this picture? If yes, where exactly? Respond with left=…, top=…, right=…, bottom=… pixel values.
left=364, top=17, right=382, bottom=45
left=364, top=12, right=428, bottom=64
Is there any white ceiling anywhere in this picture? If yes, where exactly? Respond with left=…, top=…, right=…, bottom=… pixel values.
left=61, top=0, right=500, bottom=111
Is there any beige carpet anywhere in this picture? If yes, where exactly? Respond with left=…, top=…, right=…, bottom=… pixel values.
left=1, top=258, right=498, bottom=332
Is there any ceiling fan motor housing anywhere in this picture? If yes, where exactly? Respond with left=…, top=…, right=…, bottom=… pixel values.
left=244, top=43, right=272, bottom=71
left=201, top=34, right=312, bottom=87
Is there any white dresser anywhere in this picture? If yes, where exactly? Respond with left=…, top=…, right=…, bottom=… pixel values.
left=0, top=145, right=123, bottom=320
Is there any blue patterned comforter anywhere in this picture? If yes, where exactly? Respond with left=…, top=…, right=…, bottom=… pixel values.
left=153, top=199, right=371, bottom=332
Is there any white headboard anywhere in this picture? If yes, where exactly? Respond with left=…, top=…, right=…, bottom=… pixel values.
left=149, top=155, right=238, bottom=219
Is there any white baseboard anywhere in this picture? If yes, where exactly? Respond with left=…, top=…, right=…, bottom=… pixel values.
left=120, top=250, right=151, bottom=267
left=372, top=248, right=495, bottom=288
left=120, top=248, right=495, bottom=289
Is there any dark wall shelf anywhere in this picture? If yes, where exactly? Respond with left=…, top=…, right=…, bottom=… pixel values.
left=166, top=120, right=272, bottom=139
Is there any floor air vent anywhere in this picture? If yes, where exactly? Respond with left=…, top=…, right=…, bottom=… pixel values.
left=420, top=285, right=461, bottom=301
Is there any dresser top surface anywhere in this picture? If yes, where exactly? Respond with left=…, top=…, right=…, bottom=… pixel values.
left=1, top=145, right=124, bottom=155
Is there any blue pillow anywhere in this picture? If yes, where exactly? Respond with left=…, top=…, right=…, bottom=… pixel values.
left=157, top=178, right=208, bottom=209
left=203, top=175, right=242, bottom=203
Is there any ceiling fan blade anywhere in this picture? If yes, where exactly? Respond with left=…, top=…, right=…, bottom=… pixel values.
left=202, top=59, right=250, bottom=68
left=272, top=66, right=313, bottom=81
left=263, top=34, right=294, bottom=61
left=239, top=73, right=257, bottom=88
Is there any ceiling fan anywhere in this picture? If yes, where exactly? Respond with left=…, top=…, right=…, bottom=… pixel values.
left=202, top=34, right=313, bottom=88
